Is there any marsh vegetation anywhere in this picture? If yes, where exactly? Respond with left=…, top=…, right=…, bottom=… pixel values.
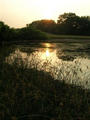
left=0, top=42, right=90, bottom=120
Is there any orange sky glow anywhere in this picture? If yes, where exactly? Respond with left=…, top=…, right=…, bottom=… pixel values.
left=0, top=0, right=90, bottom=28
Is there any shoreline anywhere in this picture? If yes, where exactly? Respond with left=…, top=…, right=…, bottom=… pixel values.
left=2, top=39, right=90, bottom=45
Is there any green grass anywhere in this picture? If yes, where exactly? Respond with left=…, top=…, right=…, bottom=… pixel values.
left=45, top=33, right=90, bottom=42
left=46, top=33, right=90, bottom=39
left=0, top=54, right=90, bottom=120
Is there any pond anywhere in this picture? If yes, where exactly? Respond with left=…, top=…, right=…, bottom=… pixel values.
left=5, top=42, right=90, bottom=89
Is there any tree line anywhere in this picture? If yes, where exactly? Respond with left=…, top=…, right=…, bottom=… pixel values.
left=29, top=13, right=90, bottom=35
left=0, top=22, right=47, bottom=43
left=0, top=13, right=90, bottom=43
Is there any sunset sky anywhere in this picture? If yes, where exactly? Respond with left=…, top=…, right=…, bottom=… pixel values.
left=0, top=0, right=90, bottom=28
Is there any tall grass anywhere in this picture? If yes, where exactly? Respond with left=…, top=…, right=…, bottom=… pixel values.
left=0, top=46, right=90, bottom=120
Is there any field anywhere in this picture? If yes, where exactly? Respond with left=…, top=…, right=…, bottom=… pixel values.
left=46, top=33, right=90, bottom=40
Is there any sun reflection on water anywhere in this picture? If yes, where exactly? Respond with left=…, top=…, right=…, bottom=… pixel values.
left=46, top=50, right=50, bottom=57
left=5, top=44, right=90, bottom=89
left=41, top=49, right=51, bottom=59
left=41, top=48, right=57, bottom=61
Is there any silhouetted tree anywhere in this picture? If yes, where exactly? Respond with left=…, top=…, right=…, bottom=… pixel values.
left=17, top=27, right=48, bottom=40
left=0, top=21, right=48, bottom=43
left=57, top=13, right=90, bottom=35
left=0, top=22, right=10, bottom=42
left=79, top=16, right=90, bottom=35
left=57, top=13, right=80, bottom=34
left=0, top=21, right=16, bottom=44
left=29, top=20, right=57, bottom=33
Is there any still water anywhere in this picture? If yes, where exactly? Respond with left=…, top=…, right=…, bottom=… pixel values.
left=6, top=42, right=90, bottom=89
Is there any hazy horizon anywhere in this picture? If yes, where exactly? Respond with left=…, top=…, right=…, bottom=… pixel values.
left=0, top=0, right=90, bottom=28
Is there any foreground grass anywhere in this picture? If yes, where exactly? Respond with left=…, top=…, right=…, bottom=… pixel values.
left=0, top=59, right=90, bottom=120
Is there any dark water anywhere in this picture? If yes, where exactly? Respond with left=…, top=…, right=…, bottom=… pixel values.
left=6, top=42, right=90, bottom=89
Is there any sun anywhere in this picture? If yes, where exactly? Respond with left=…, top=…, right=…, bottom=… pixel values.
left=34, top=0, right=57, bottom=19
left=43, top=10, right=55, bottom=19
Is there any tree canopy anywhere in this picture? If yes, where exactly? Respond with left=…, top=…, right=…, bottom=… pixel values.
left=28, top=13, right=90, bottom=35
left=28, top=19, right=57, bottom=33
left=57, top=13, right=90, bottom=35
left=0, top=21, right=48, bottom=44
